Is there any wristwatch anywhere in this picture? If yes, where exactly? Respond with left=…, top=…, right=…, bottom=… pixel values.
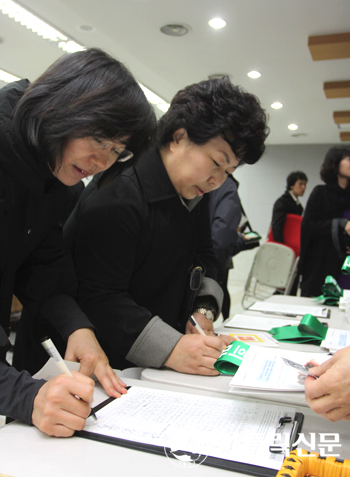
left=194, top=307, right=216, bottom=321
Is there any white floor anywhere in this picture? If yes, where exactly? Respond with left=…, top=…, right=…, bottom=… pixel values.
left=0, top=249, right=258, bottom=429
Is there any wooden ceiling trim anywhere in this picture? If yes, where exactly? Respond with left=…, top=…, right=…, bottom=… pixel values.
left=334, top=111, right=350, bottom=124
left=340, top=132, right=350, bottom=142
left=324, top=81, right=350, bottom=98
left=308, top=32, right=350, bottom=61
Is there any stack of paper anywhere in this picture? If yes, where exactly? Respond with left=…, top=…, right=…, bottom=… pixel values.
left=321, top=328, right=350, bottom=353
left=229, top=346, right=330, bottom=393
left=224, top=313, right=299, bottom=331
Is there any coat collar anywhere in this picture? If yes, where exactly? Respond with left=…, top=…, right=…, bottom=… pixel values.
left=134, top=148, right=202, bottom=211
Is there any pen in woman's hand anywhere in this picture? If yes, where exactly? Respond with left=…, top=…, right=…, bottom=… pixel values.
left=189, top=315, right=206, bottom=336
left=41, top=337, right=97, bottom=420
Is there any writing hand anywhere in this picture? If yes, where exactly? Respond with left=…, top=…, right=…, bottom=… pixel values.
left=65, top=328, right=127, bottom=398
left=32, top=371, right=94, bottom=437
left=164, top=334, right=223, bottom=375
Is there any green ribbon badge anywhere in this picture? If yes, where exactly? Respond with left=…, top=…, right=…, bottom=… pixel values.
left=268, top=314, right=328, bottom=345
left=314, top=275, right=343, bottom=305
left=214, top=341, right=250, bottom=375
left=342, top=256, right=350, bottom=275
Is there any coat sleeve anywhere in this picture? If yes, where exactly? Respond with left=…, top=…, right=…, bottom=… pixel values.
left=0, top=351, right=45, bottom=425
left=64, top=177, right=182, bottom=367
left=271, top=196, right=286, bottom=243
left=13, top=217, right=93, bottom=341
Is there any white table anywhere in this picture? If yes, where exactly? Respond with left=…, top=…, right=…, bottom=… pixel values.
left=1, top=377, right=350, bottom=477
left=141, top=295, right=348, bottom=407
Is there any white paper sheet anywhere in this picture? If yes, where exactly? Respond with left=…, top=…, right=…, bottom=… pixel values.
left=229, top=347, right=330, bottom=391
left=321, top=328, right=350, bottom=352
left=84, top=386, right=296, bottom=470
left=224, top=313, right=299, bottom=331
left=249, top=302, right=330, bottom=318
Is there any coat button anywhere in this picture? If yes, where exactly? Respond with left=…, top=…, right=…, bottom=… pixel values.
left=27, top=229, right=32, bottom=234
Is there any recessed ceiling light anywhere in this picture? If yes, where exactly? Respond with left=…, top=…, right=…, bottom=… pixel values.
left=288, top=124, right=298, bottom=131
left=271, top=102, right=283, bottom=109
left=208, top=73, right=229, bottom=80
left=247, top=71, right=261, bottom=79
left=160, top=24, right=189, bottom=36
left=208, top=18, right=226, bottom=29
left=79, top=24, right=94, bottom=32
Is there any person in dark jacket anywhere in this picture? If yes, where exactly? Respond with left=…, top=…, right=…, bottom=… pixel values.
left=271, top=171, right=308, bottom=243
left=0, top=48, right=156, bottom=436
left=209, top=176, right=246, bottom=319
left=64, top=77, right=269, bottom=375
left=300, top=146, right=350, bottom=297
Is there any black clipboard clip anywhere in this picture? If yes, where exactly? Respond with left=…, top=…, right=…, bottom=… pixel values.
left=269, top=412, right=304, bottom=455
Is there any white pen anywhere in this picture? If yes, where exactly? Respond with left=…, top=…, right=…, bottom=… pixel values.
left=41, top=336, right=97, bottom=420
left=189, top=315, right=206, bottom=335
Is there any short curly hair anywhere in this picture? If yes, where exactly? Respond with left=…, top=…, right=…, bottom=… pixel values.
left=320, top=146, right=350, bottom=184
left=157, top=76, right=269, bottom=165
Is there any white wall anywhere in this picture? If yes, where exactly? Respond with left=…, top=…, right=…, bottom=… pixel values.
left=234, top=143, right=335, bottom=236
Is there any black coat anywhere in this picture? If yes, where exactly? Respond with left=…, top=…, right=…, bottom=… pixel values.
left=300, top=183, right=350, bottom=297
left=64, top=149, right=221, bottom=370
left=271, top=191, right=303, bottom=243
left=0, top=80, right=90, bottom=423
left=209, top=176, right=242, bottom=283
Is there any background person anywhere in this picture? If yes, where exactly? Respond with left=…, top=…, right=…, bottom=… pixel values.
left=209, top=176, right=246, bottom=319
left=300, top=146, right=350, bottom=297
left=64, top=76, right=269, bottom=375
left=271, top=171, right=308, bottom=244
left=0, top=48, right=156, bottom=436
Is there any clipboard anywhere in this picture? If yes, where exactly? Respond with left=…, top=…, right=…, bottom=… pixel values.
left=75, top=387, right=304, bottom=477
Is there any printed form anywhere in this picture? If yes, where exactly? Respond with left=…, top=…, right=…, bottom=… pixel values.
left=84, top=386, right=296, bottom=470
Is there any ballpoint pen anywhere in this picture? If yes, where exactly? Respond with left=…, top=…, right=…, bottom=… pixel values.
left=41, top=337, right=97, bottom=421
left=189, top=315, right=206, bottom=335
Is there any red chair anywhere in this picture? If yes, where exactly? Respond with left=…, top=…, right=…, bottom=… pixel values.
left=267, top=213, right=302, bottom=258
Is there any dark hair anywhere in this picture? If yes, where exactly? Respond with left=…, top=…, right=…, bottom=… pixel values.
left=14, top=48, right=157, bottom=185
left=157, top=76, right=269, bottom=165
left=286, top=171, right=308, bottom=190
left=320, top=146, right=350, bottom=184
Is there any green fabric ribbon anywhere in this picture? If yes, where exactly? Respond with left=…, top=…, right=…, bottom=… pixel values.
left=268, top=314, right=328, bottom=344
left=314, top=275, right=343, bottom=305
left=214, top=341, right=250, bottom=375
left=342, top=256, right=350, bottom=275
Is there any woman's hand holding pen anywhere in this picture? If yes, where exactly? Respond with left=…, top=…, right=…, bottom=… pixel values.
left=65, top=328, right=127, bottom=398
left=32, top=371, right=94, bottom=437
left=186, top=313, right=233, bottom=348
left=165, top=334, right=224, bottom=375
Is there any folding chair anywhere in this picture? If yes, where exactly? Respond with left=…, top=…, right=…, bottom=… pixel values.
left=242, top=242, right=299, bottom=309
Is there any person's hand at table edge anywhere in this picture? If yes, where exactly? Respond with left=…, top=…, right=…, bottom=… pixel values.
left=304, top=347, right=350, bottom=422
left=65, top=328, right=127, bottom=398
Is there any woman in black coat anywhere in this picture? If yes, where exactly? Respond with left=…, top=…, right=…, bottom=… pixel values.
left=0, top=48, right=156, bottom=436
left=300, top=146, right=350, bottom=297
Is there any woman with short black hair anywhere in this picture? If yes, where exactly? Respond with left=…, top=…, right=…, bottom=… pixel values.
left=300, top=146, right=350, bottom=296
